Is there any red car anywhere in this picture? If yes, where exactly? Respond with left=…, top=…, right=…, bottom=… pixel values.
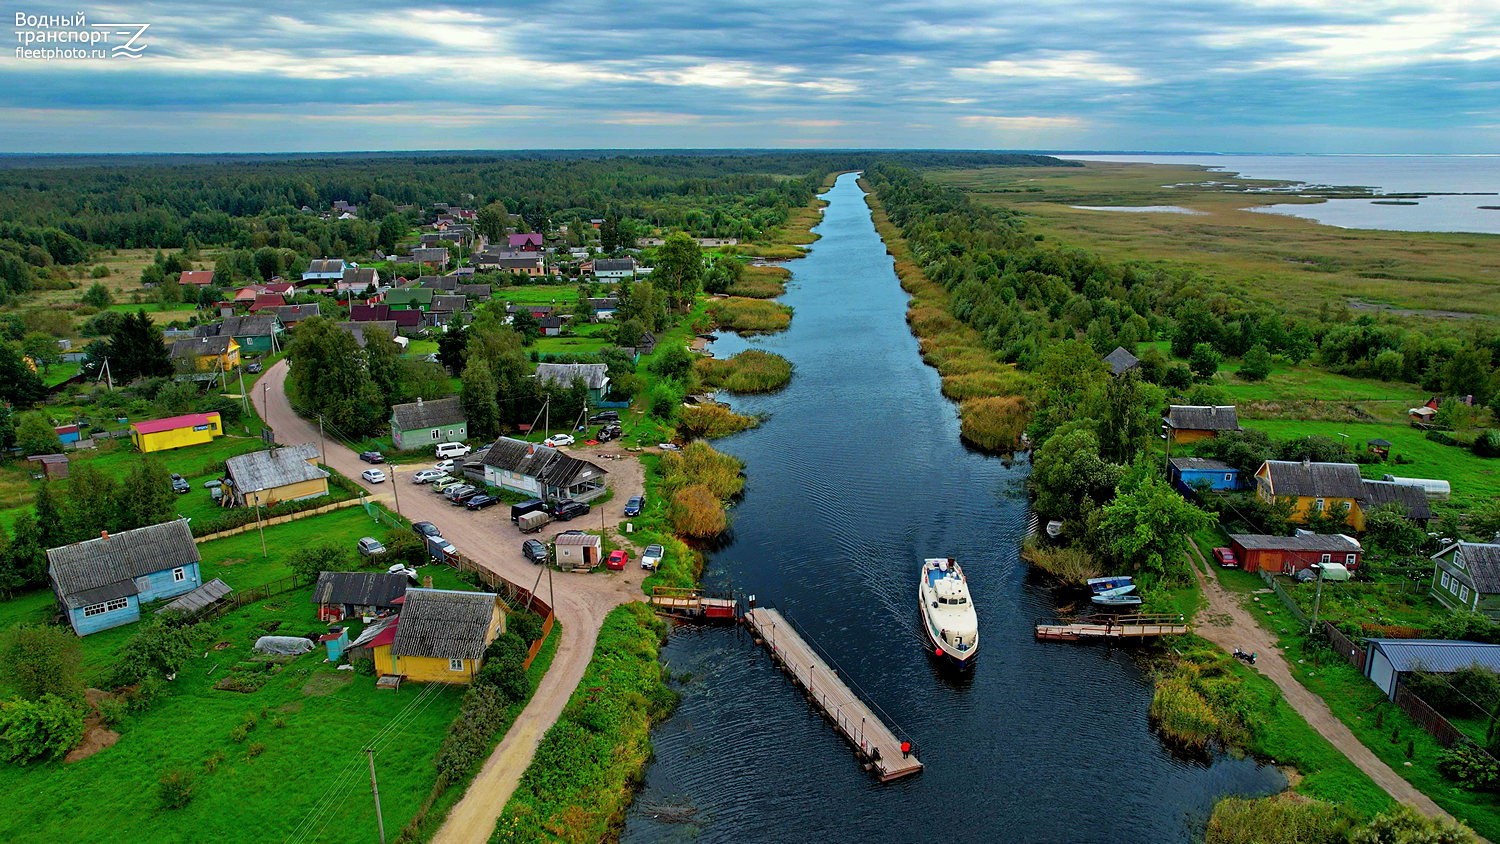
left=606, top=549, right=630, bottom=571
left=1213, top=547, right=1238, bottom=568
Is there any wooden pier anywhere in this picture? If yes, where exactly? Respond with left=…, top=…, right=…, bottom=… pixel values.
left=647, top=586, right=737, bottom=622
left=1035, top=613, right=1189, bottom=642
left=744, top=607, right=922, bottom=782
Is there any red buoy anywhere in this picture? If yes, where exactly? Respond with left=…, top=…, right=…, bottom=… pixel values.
left=934, top=647, right=944, bottom=657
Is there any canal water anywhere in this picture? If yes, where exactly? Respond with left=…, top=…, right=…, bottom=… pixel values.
left=621, top=173, right=1283, bottom=843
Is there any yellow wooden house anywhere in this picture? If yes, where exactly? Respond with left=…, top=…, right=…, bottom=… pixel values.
left=1255, top=459, right=1370, bottom=529
left=372, top=588, right=505, bottom=684
left=224, top=444, right=329, bottom=507
left=130, top=412, right=223, bottom=453
left=170, top=335, right=240, bottom=373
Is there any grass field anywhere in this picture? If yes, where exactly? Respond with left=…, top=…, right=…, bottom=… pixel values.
left=930, top=162, right=1500, bottom=319
left=1217, top=362, right=1430, bottom=410
left=493, top=286, right=579, bottom=307
left=1242, top=418, right=1499, bottom=509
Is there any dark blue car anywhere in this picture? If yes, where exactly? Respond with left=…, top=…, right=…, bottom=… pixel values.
left=623, top=495, right=644, bottom=517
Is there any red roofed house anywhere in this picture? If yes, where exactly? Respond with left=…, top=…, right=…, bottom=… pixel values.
left=179, top=270, right=215, bottom=286
left=129, top=412, right=223, bottom=453
left=248, top=294, right=286, bottom=313
left=508, top=233, right=543, bottom=251
left=262, top=282, right=294, bottom=295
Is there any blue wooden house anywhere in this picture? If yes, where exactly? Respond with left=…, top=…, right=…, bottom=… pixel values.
left=47, top=519, right=202, bottom=636
left=1169, top=457, right=1241, bottom=496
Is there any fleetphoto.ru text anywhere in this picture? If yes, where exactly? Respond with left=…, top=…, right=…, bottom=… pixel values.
left=14, top=13, right=148, bottom=60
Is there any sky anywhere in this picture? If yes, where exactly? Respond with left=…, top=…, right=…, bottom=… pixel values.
left=4, top=0, right=1499, bottom=153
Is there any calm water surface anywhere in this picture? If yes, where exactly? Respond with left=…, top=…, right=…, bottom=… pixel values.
left=620, top=173, right=1283, bottom=844
left=1065, top=154, right=1500, bottom=234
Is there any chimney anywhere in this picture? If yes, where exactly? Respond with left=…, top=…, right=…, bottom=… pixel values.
left=100, top=530, right=109, bottom=540
left=416, top=396, right=423, bottom=407
left=1302, top=457, right=1311, bottom=467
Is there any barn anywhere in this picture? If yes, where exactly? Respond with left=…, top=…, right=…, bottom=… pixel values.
left=1227, top=532, right=1362, bottom=575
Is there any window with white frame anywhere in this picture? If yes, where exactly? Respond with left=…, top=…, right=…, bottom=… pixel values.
left=1224, top=473, right=1234, bottom=482
left=1346, top=554, right=1357, bottom=565
left=1442, top=572, right=1452, bottom=590
left=1314, top=498, right=1325, bottom=512
left=448, top=658, right=464, bottom=672
left=1462, top=585, right=1472, bottom=603
left=172, top=567, right=186, bottom=583
left=432, top=429, right=441, bottom=440
left=82, top=597, right=130, bottom=618
left=1320, top=553, right=1331, bottom=563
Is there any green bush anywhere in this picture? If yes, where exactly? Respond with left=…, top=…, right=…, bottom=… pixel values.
left=353, top=656, right=376, bottom=677
left=1207, top=794, right=1352, bottom=844
left=96, top=698, right=127, bottom=727
left=1474, top=429, right=1500, bottom=459
left=157, top=768, right=196, bottom=809
left=381, top=530, right=426, bottom=568
left=476, top=633, right=529, bottom=703
left=108, top=621, right=197, bottom=688
left=432, top=684, right=510, bottom=787
left=1437, top=746, right=1500, bottom=792
left=1, top=624, right=83, bottom=702
left=0, top=694, right=85, bottom=763
left=508, top=610, right=545, bottom=645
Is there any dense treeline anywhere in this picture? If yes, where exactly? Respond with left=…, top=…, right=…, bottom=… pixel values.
left=864, top=164, right=1499, bottom=412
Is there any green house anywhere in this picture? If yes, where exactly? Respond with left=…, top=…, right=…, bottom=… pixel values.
left=1431, top=541, right=1500, bottom=619
left=390, top=396, right=467, bottom=451
left=384, top=288, right=434, bottom=312
left=219, top=314, right=283, bottom=354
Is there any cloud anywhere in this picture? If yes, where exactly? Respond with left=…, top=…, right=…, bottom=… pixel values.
left=955, top=52, right=1145, bottom=86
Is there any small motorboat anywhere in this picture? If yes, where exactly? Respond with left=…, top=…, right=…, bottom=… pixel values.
left=1086, top=576, right=1136, bottom=596
left=1092, top=593, right=1144, bottom=607
left=919, top=557, right=978, bottom=671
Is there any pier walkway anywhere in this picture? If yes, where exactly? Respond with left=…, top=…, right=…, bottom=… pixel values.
left=743, top=607, right=923, bottom=782
left=1035, top=613, right=1189, bottom=642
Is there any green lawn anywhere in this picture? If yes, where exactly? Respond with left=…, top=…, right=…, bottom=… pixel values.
left=1242, top=418, right=1499, bottom=509
left=1218, top=362, right=1429, bottom=411
left=532, top=334, right=612, bottom=356
left=0, top=508, right=500, bottom=844
left=494, top=286, right=578, bottom=307
left=40, top=360, right=82, bottom=387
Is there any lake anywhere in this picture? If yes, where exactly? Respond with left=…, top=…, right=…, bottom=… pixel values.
left=620, top=172, right=1283, bottom=843
left=1063, top=154, right=1500, bottom=235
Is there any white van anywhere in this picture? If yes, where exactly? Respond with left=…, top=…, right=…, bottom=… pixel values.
left=435, top=442, right=472, bottom=459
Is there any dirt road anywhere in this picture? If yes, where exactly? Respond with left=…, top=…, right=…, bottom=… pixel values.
left=1184, top=542, right=1455, bottom=822
left=254, top=360, right=649, bottom=844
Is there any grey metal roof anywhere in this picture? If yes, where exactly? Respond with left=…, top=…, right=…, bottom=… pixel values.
left=311, top=571, right=408, bottom=609
left=411, top=247, right=450, bottom=262
left=276, top=304, right=320, bottom=323
left=431, top=295, right=467, bottom=312
left=1103, top=346, right=1140, bottom=376
left=481, top=437, right=607, bottom=488
left=534, top=362, right=609, bottom=390
left=156, top=578, right=232, bottom=616
left=171, top=335, right=233, bottom=359
left=1229, top=533, right=1361, bottom=552
left=1169, top=457, right=1234, bottom=472
left=341, top=267, right=378, bottom=285
left=1165, top=405, right=1240, bottom=431
left=482, top=255, right=544, bottom=270
left=1360, top=480, right=1433, bottom=521
left=220, top=314, right=280, bottom=338
left=418, top=275, right=458, bottom=291
left=47, top=519, right=200, bottom=609
left=225, top=444, right=327, bottom=493
left=1260, top=460, right=1367, bottom=499
left=594, top=258, right=637, bottom=272
left=555, top=534, right=601, bottom=547
left=457, top=284, right=491, bottom=300
left=390, top=588, right=498, bottom=660
left=1365, top=639, right=1500, bottom=674
left=1435, top=542, right=1500, bottom=593
left=339, top=320, right=397, bottom=347
left=391, top=396, right=466, bottom=432
left=304, top=258, right=346, bottom=275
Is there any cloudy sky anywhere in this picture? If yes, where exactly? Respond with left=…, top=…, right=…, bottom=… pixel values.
left=5, top=0, right=1498, bottom=153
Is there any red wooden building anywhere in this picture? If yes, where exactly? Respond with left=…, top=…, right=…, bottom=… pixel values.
left=1228, top=533, right=1362, bottom=575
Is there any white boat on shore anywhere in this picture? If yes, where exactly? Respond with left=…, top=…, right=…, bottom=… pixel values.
left=918, top=557, right=978, bottom=671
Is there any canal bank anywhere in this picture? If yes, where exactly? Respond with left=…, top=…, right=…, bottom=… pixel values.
left=621, top=172, right=1284, bottom=843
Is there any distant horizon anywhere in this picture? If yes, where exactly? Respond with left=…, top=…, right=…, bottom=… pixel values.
left=0, top=149, right=1494, bottom=159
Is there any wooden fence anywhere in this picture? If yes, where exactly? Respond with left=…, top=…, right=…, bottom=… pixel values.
left=192, top=498, right=364, bottom=543
left=1323, top=622, right=1368, bottom=670
left=193, top=574, right=307, bottom=622
left=1259, top=570, right=1310, bottom=626
left=1394, top=681, right=1474, bottom=749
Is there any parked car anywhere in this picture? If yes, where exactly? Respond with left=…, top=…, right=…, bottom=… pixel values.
left=361, top=468, right=387, bottom=483
left=435, top=442, right=472, bottom=459
left=606, top=549, right=630, bottom=571
left=357, top=537, right=387, bottom=557
left=521, top=539, right=548, bottom=564
left=359, top=450, right=385, bottom=464
left=623, top=495, right=644, bottom=517
left=464, top=493, right=501, bottom=510
left=203, top=478, right=223, bottom=490
left=588, top=411, right=620, bottom=424
left=552, top=499, right=590, bottom=521
left=1212, top=547, right=1238, bottom=568
left=412, top=521, right=442, bottom=539
left=640, top=544, right=664, bottom=571
left=171, top=474, right=190, bottom=494
left=426, top=535, right=457, bottom=561
left=431, top=476, right=465, bottom=493
left=388, top=563, right=419, bottom=583
left=597, top=424, right=623, bottom=441
left=434, top=459, right=458, bottom=473
left=545, top=433, right=575, bottom=448
left=246, top=361, right=263, bottom=374
left=444, top=485, right=479, bottom=503
left=412, top=469, right=446, bottom=484
left=511, top=499, right=548, bottom=524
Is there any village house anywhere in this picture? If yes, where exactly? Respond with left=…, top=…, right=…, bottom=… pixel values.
left=179, top=269, right=215, bottom=286
left=410, top=247, right=450, bottom=269
left=509, top=232, right=544, bottom=252
left=458, top=283, right=491, bottom=301
left=555, top=533, right=602, bottom=571
left=1227, top=532, right=1362, bottom=575
left=1168, top=457, right=1241, bottom=495
left=248, top=293, right=286, bottom=313
left=586, top=297, right=620, bottom=320
left=339, top=320, right=400, bottom=348
left=480, top=437, right=608, bottom=503
left=338, top=266, right=382, bottom=293
left=198, top=314, right=283, bottom=355
left=225, top=444, right=329, bottom=507
left=47, top=519, right=202, bottom=636
left=384, top=287, right=435, bottom=312
left=390, top=396, right=467, bottom=451
left=534, top=362, right=610, bottom=404
left=1430, top=541, right=1500, bottom=619
left=312, top=570, right=408, bottom=622
left=371, top=588, right=506, bottom=684
left=476, top=252, right=546, bottom=276
left=131, top=412, right=223, bottom=453
left=417, top=274, right=459, bottom=292
left=1103, top=346, right=1141, bottom=377
left=1163, top=405, right=1241, bottom=443
left=302, top=258, right=347, bottom=285
left=275, top=303, right=321, bottom=326
left=592, top=257, right=640, bottom=280
left=170, top=335, right=240, bottom=374
left=27, top=453, right=68, bottom=480
left=1254, top=460, right=1432, bottom=530
left=536, top=315, right=563, bottom=337
left=1365, top=639, right=1500, bottom=700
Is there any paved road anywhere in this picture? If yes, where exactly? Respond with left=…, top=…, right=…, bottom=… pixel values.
left=1185, top=541, right=1462, bottom=826
left=254, top=359, right=650, bottom=844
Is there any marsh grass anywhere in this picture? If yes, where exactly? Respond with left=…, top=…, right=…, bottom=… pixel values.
left=706, top=297, right=792, bottom=334
left=675, top=404, right=760, bottom=439
left=1019, top=538, right=1100, bottom=584
left=1206, top=794, right=1354, bottom=844
left=695, top=349, right=792, bottom=393
left=726, top=265, right=789, bottom=299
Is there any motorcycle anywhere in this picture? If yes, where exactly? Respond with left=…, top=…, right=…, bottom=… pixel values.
left=1233, top=647, right=1257, bottom=665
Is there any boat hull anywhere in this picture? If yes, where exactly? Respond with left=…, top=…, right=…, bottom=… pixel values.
left=919, top=616, right=978, bottom=671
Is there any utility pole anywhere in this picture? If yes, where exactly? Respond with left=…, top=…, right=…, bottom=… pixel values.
left=254, top=500, right=267, bottom=559
left=1309, top=564, right=1326, bottom=635
left=317, top=414, right=327, bottom=466
left=389, top=462, right=402, bottom=516
left=237, top=365, right=249, bottom=417
left=366, top=747, right=387, bottom=844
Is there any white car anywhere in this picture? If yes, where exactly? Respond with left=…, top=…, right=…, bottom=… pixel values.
left=412, top=469, right=446, bottom=484
left=435, top=442, right=472, bottom=458
left=387, top=563, right=419, bottom=582
left=361, top=468, right=387, bottom=483
left=434, top=459, right=458, bottom=473
left=640, top=544, right=664, bottom=571
left=545, top=434, right=575, bottom=447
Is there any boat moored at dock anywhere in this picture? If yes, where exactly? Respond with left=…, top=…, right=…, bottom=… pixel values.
left=918, top=557, right=978, bottom=670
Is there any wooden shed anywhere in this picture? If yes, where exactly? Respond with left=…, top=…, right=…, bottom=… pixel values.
left=27, top=453, right=69, bottom=480
left=554, top=533, right=602, bottom=571
left=1228, top=532, right=1362, bottom=575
